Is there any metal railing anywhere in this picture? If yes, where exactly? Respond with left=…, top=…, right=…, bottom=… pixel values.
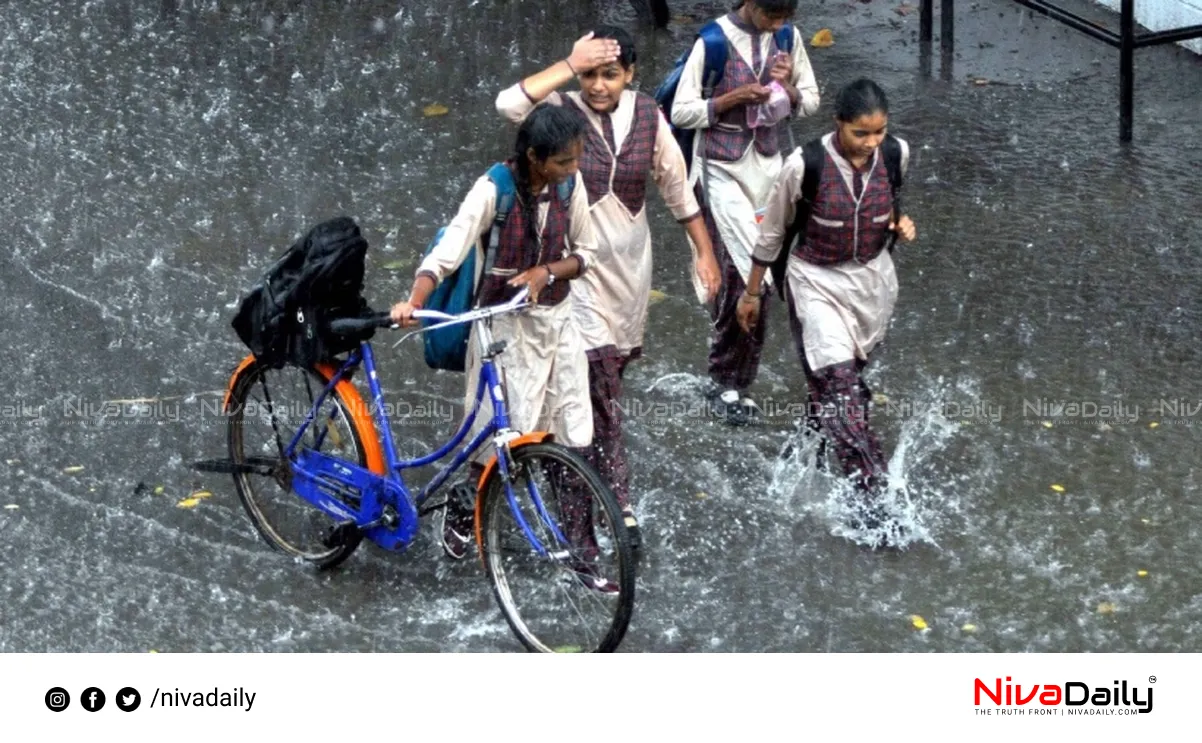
left=919, top=0, right=1202, bottom=141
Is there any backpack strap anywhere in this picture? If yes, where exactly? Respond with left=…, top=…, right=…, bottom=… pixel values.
left=773, top=25, right=795, bottom=54
left=880, top=134, right=904, bottom=253
left=770, top=138, right=825, bottom=298
left=484, top=162, right=515, bottom=275
left=698, top=21, right=728, bottom=98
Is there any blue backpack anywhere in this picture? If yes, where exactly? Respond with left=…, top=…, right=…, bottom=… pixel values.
left=421, top=162, right=573, bottom=372
left=653, top=21, right=796, bottom=174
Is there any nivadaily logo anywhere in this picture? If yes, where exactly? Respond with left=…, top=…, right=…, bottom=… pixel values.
left=974, top=677, right=1153, bottom=715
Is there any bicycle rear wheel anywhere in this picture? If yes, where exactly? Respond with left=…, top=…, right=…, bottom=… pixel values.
left=226, top=359, right=373, bottom=569
left=479, top=442, right=635, bottom=653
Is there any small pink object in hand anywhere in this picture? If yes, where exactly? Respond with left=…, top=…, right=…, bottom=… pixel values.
left=746, top=81, right=791, bottom=129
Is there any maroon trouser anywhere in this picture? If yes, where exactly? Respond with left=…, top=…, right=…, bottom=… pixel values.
left=784, top=287, right=889, bottom=495
left=585, top=345, right=637, bottom=512
left=698, top=185, right=770, bottom=391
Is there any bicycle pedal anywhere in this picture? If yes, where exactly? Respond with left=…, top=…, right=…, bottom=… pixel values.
left=323, top=521, right=361, bottom=549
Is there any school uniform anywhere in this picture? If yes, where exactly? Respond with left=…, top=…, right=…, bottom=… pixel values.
left=753, top=133, right=912, bottom=492
left=496, top=86, right=699, bottom=508
left=671, top=12, right=820, bottom=393
left=415, top=164, right=598, bottom=465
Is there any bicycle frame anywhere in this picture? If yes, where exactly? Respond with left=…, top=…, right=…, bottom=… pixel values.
left=277, top=300, right=562, bottom=555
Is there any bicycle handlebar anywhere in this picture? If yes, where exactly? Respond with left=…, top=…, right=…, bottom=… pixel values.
left=326, top=286, right=532, bottom=337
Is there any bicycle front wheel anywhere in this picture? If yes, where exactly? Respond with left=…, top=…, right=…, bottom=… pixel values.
left=479, top=442, right=635, bottom=653
left=226, top=359, right=374, bottom=570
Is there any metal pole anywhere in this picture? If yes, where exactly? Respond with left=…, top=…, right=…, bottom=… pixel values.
left=941, top=0, right=954, bottom=54
left=1120, top=0, right=1134, bottom=142
left=940, top=0, right=954, bottom=80
left=921, top=0, right=933, bottom=43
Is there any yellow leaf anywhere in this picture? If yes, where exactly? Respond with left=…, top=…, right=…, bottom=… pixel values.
left=1096, top=601, right=1116, bottom=615
left=422, top=103, right=449, bottom=117
left=381, top=260, right=407, bottom=270
left=149, top=649, right=159, bottom=654
left=648, top=289, right=668, bottom=305
left=190, top=490, right=213, bottom=499
left=64, top=466, right=85, bottom=474
left=695, top=491, right=708, bottom=499
left=1050, top=484, right=1065, bottom=493
left=325, top=420, right=344, bottom=448
left=176, top=497, right=201, bottom=509
left=154, top=486, right=164, bottom=495
left=873, top=393, right=889, bottom=403
left=1148, top=421, right=1159, bottom=429
left=961, top=623, right=977, bottom=632
left=810, top=29, right=834, bottom=48
left=1041, top=421, right=1053, bottom=428
left=1137, top=570, right=1148, bottom=578
left=910, top=615, right=928, bottom=630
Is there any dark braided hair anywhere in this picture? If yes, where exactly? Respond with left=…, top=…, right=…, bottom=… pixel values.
left=511, top=104, right=587, bottom=254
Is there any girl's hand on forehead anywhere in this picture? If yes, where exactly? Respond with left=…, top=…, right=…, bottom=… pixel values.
left=568, top=31, right=621, bottom=73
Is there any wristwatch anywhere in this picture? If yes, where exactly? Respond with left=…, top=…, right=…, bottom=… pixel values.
left=544, top=265, right=555, bottom=286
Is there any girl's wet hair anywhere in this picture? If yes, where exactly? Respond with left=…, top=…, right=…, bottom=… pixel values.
left=835, top=78, right=889, bottom=122
left=590, top=25, right=637, bottom=68
left=733, top=0, right=799, bottom=12
left=511, top=104, right=587, bottom=247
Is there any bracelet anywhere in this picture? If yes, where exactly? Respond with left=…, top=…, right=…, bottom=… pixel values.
left=543, top=265, right=556, bottom=286
left=564, top=58, right=578, bottom=75
left=739, top=290, right=762, bottom=303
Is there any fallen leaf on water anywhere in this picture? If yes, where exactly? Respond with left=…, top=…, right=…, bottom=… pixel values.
left=422, top=103, right=449, bottom=117
left=810, top=29, right=834, bottom=48
left=695, top=491, right=708, bottom=499
left=1137, top=570, right=1148, bottom=578
left=1041, top=421, right=1053, bottom=428
left=149, top=649, right=159, bottom=654
left=324, top=421, right=344, bottom=448
left=553, top=645, right=584, bottom=653
left=1140, top=518, right=1151, bottom=524
left=971, top=77, right=991, bottom=86
left=910, top=615, right=928, bottom=630
left=381, top=260, right=408, bottom=270
left=190, top=490, right=213, bottom=499
left=1050, top=484, right=1065, bottom=493
left=1096, top=601, right=1116, bottom=615
left=648, top=289, right=668, bottom=305
left=154, top=486, right=165, bottom=495
left=1148, top=421, right=1159, bottom=429
left=64, top=466, right=84, bottom=474
left=961, top=623, right=977, bottom=632
left=176, top=497, right=202, bottom=509
left=4, top=504, right=18, bottom=510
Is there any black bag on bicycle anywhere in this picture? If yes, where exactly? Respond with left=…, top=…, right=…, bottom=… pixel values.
left=231, top=216, right=376, bottom=368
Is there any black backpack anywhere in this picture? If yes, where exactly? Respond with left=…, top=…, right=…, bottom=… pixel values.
left=231, top=217, right=376, bottom=368
left=771, top=135, right=904, bottom=297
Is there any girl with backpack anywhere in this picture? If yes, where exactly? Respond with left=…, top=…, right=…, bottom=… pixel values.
left=494, top=25, right=722, bottom=546
left=736, top=79, right=917, bottom=544
left=670, top=0, right=820, bottom=425
left=390, top=104, right=600, bottom=563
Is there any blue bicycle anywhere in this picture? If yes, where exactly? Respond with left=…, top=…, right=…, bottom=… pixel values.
left=204, top=288, right=635, bottom=652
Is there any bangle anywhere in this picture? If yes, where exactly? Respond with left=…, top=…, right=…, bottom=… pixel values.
left=739, top=291, right=761, bottom=303
left=564, top=58, right=578, bottom=75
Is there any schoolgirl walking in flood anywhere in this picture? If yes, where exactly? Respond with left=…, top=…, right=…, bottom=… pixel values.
left=391, top=105, right=605, bottom=573
left=496, top=25, right=722, bottom=544
left=738, top=79, right=917, bottom=545
left=670, top=0, right=820, bottom=425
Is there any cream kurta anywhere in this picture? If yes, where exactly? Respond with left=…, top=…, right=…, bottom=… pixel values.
left=752, top=134, right=911, bottom=370
left=496, top=87, right=700, bottom=355
left=416, top=170, right=598, bottom=459
left=671, top=17, right=820, bottom=297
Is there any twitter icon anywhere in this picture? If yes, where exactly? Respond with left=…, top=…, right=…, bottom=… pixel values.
left=116, top=687, right=141, bottom=712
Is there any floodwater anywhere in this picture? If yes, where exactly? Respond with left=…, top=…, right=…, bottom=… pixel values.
left=2, top=0, right=1201, bottom=652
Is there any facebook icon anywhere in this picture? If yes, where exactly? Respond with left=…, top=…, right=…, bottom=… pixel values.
left=81, top=687, right=106, bottom=712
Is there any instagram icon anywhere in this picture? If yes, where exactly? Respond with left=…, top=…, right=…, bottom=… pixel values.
left=45, top=687, right=70, bottom=712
